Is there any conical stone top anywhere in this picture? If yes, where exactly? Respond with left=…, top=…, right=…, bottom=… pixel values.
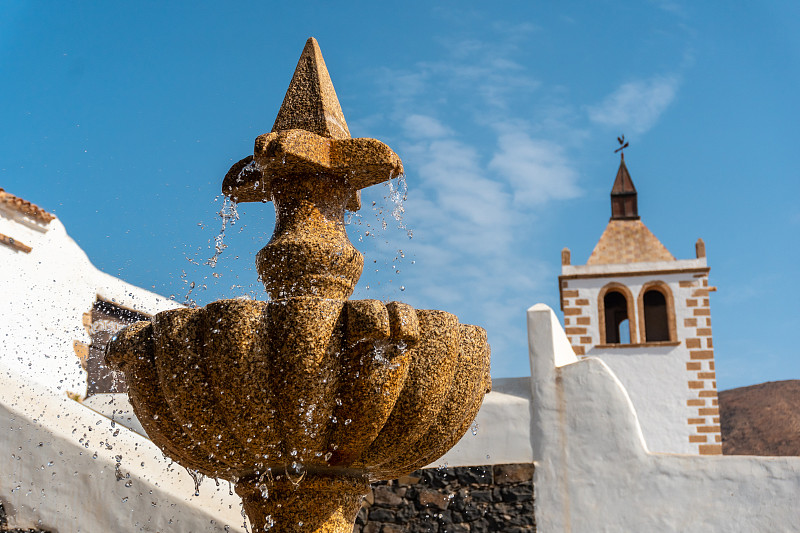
left=224, top=38, right=402, bottom=206
left=272, top=37, right=351, bottom=139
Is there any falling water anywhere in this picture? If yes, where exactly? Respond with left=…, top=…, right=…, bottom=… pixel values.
left=206, top=196, right=240, bottom=268
left=185, top=467, right=205, bottom=497
left=345, top=173, right=415, bottom=298
left=387, top=172, right=411, bottom=238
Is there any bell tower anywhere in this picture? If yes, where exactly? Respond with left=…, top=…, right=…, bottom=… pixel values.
left=558, top=154, right=722, bottom=455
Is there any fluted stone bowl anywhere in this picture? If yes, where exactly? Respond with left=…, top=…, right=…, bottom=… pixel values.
left=105, top=298, right=491, bottom=484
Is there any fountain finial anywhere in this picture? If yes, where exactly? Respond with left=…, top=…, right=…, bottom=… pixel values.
left=222, top=38, right=402, bottom=207
left=272, top=37, right=351, bottom=140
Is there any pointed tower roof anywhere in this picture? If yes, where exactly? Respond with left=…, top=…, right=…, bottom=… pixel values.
left=271, top=37, right=351, bottom=140
left=587, top=156, right=674, bottom=265
left=610, top=154, right=639, bottom=220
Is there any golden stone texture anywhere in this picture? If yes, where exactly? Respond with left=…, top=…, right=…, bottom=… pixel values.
left=106, top=37, right=491, bottom=533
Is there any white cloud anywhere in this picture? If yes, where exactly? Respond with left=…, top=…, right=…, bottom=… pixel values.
left=587, top=75, right=680, bottom=134
left=403, top=114, right=452, bottom=139
left=651, top=0, right=686, bottom=16
left=489, top=131, right=581, bottom=206
left=401, top=128, right=515, bottom=257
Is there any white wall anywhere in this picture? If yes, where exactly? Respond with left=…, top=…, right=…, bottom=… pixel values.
left=587, top=344, right=691, bottom=453
left=0, top=209, right=181, bottom=396
left=0, top=365, right=246, bottom=532
left=528, top=304, right=800, bottom=533
left=0, top=208, right=243, bottom=531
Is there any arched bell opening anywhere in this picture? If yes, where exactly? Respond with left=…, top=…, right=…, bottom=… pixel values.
left=638, top=282, right=677, bottom=343
left=598, top=283, right=637, bottom=345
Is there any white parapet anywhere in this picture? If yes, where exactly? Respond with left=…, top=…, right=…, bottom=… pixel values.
left=0, top=366, right=246, bottom=532
left=431, top=377, right=534, bottom=468
left=527, top=303, right=800, bottom=533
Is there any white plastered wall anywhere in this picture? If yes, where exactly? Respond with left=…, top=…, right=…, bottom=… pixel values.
left=0, top=207, right=182, bottom=396
left=0, top=365, right=245, bottom=532
left=528, top=304, right=800, bottom=533
left=0, top=209, right=247, bottom=531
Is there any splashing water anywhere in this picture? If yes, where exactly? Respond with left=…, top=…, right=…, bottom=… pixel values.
left=206, top=196, right=240, bottom=268
left=345, top=173, right=417, bottom=300
left=185, top=467, right=205, bottom=497
left=240, top=503, right=251, bottom=533
left=387, top=172, right=409, bottom=231
left=345, top=173, right=410, bottom=237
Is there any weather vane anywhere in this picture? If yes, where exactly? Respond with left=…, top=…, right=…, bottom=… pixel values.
left=615, top=134, right=629, bottom=157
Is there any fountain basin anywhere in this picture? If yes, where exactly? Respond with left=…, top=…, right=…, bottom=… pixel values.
left=106, top=298, right=491, bottom=482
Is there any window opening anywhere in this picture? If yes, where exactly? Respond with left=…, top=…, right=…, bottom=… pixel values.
left=604, top=291, right=630, bottom=344
left=643, top=289, right=670, bottom=342
left=83, top=299, right=149, bottom=397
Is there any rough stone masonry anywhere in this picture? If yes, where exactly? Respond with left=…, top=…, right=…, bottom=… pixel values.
left=354, top=464, right=535, bottom=533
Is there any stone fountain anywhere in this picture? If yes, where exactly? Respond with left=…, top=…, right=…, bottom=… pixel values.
left=106, top=37, right=491, bottom=533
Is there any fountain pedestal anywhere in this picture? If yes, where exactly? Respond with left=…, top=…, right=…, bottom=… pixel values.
left=106, top=37, right=491, bottom=533
left=237, top=475, right=368, bottom=533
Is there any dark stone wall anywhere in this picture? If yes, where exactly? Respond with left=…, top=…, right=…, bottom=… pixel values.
left=354, top=464, right=535, bottom=533
left=0, top=503, right=51, bottom=533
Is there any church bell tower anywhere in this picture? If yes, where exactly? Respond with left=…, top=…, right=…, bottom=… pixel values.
left=559, top=153, right=722, bottom=455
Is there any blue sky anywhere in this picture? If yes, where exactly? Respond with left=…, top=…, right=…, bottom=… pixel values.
left=2, top=1, right=798, bottom=390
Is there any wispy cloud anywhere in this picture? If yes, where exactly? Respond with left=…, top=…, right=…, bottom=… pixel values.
left=489, top=128, right=581, bottom=206
left=354, top=28, right=583, bottom=375
left=403, top=114, right=453, bottom=139
left=587, top=75, right=680, bottom=134
left=651, top=0, right=687, bottom=17
left=399, top=114, right=515, bottom=258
